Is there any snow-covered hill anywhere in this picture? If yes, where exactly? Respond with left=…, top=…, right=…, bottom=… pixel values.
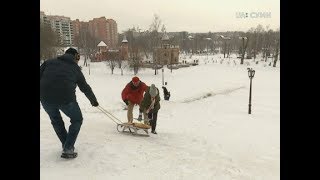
left=40, top=54, right=280, bottom=180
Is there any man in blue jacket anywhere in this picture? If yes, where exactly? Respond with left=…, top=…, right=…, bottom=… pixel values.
left=40, top=48, right=99, bottom=158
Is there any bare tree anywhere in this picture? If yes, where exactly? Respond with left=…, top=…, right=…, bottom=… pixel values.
left=135, top=31, right=150, bottom=59
left=117, top=58, right=127, bottom=76
left=123, top=28, right=143, bottom=75
left=239, top=36, right=249, bottom=64
left=149, top=14, right=162, bottom=48
left=247, top=27, right=256, bottom=60
left=255, top=24, right=265, bottom=50
left=254, top=25, right=263, bottom=60
left=106, top=59, right=117, bottom=74
left=149, top=14, right=163, bottom=75
left=40, top=22, right=59, bottom=60
left=261, top=26, right=272, bottom=62
left=188, top=35, right=195, bottom=55
left=129, top=47, right=143, bottom=75
left=273, top=38, right=280, bottom=67
left=79, top=29, right=97, bottom=66
left=218, top=35, right=231, bottom=58
left=252, top=24, right=265, bottom=60
left=106, top=51, right=118, bottom=74
left=161, top=25, right=166, bottom=34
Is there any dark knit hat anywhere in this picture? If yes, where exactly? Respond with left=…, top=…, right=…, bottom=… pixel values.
left=65, top=47, right=78, bottom=56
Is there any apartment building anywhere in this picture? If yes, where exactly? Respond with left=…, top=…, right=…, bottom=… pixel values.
left=40, top=11, right=48, bottom=24
left=41, top=12, right=74, bottom=46
left=41, top=11, right=118, bottom=48
left=106, top=19, right=118, bottom=48
left=86, top=17, right=118, bottom=48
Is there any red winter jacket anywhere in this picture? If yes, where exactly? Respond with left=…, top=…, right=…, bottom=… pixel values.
left=121, top=81, right=147, bottom=105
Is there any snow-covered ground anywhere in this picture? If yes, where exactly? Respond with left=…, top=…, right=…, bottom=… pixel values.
left=40, top=54, right=280, bottom=180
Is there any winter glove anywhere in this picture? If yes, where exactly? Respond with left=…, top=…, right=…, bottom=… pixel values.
left=91, top=100, right=99, bottom=107
left=144, top=119, right=150, bottom=125
left=137, top=114, right=143, bottom=121
left=123, top=99, right=129, bottom=105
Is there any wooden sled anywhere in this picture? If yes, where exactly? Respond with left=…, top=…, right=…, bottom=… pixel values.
left=96, top=106, right=151, bottom=136
left=117, top=122, right=151, bottom=136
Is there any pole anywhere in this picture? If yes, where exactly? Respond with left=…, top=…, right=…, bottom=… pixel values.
left=153, top=52, right=157, bottom=75
left=207, top=40, right=209, bottom=60
left=243, top=38, right=245, bottom=58
left=247, top=68, right=255, bottom=114
left=248, top=77, right=252, bottom=114
left=224, top=40, right=226, bottom=58
left=162, top=68, right=164, bottom=86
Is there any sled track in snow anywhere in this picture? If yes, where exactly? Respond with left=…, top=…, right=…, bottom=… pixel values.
left=182, top=86, right=245, bottom=103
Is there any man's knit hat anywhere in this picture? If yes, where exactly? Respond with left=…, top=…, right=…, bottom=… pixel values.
left=132, top=76, right=140, bottom=83
left=65, top=47, right=78, bottom=56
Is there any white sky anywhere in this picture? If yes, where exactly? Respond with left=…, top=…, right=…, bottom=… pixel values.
left=40, top=0, right=280, bottom=33
left=40, top=54, right=280, bottom=179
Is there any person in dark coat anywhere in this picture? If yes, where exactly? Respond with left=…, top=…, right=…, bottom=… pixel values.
left=121, top=76, right=147, bottom=123
left=40, top=47, right=99, bottom=158
left=162, top=86, right=170, bottom=100
left=140, top=84, right=161, bottom=134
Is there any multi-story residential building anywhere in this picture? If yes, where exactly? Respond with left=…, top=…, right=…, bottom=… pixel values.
left=40, top=11, right=48, bottom=24
left=45, top=14, right=74, bottom=46
left=86, top=17, right=118, bottom=48
left=72, top=19, right=90, bottom=47
left=72, top=19, right=81, bottom=40
left=41, top=11, right=118, bottom=48
left=40, top=11, right=44, bottom=21
left=88, top=17, right=108, bottom=47
left=106, top=19, right=118, bottom=48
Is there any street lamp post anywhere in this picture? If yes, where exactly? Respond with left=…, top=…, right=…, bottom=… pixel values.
left=162, top=68, right=164, bottom=86
left=247, top=68, right=255, bottom=114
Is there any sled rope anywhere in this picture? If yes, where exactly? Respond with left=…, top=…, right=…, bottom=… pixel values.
left=146, top=98, right=156, bottom=114
left=97, top=106, right=150, bottom=136
left=97, top=106, right=123, bottom=125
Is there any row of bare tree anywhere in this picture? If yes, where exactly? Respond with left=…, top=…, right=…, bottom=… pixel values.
left=117, top=14, right=279, bottom=68
left=41, top=14, right=280, bottom=68
left=120, top=21, right=279, bottom=65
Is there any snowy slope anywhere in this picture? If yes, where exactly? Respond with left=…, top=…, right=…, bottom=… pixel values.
left=40, top=54, right=280, bottom=180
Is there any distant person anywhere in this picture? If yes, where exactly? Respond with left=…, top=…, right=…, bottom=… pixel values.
left=140, top=84, right=161, bottom=134
left=121, top=76, right=148, bottom=123
left=40, top=47, right=99, bottom=159
left=162, top=86, right=171, bottom=101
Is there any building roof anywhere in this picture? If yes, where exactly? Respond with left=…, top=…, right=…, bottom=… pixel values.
left=122, top=35, right=128, bottom=43
left=162, top=33, right=169, bottom=41
left=97, top=41, right=107, bottom=47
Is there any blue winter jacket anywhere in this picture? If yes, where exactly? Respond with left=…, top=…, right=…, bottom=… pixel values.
left=40, top=53, right=97, bottom=105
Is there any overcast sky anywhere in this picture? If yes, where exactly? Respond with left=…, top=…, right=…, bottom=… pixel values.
left=40, top=0, right=280, bottom=33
